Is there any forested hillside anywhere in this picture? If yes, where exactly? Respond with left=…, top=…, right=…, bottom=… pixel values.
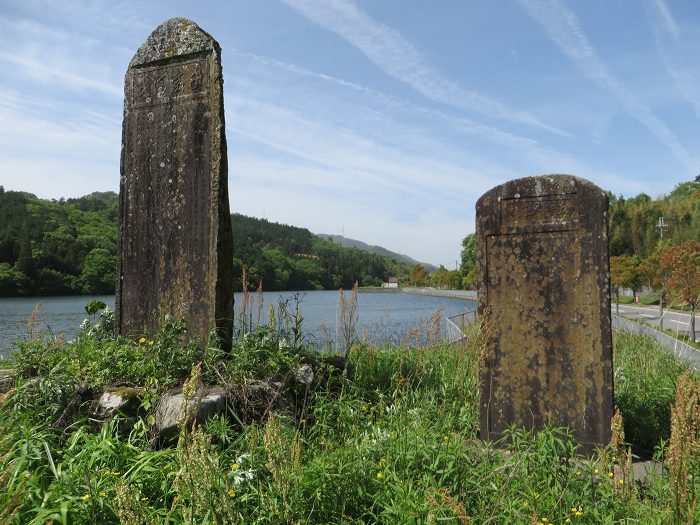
left=609, top=178, right=700, bottom=257
left=3, top=178, right=697, bottom=297
left=232, top=213, right=411, bottom=291
left=0, top=188, right=118, bottom=296
left=0, top=189, right=412, bottom=297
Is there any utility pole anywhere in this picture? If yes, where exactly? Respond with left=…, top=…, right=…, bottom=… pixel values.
left=655, top=216, right=668, bottom=241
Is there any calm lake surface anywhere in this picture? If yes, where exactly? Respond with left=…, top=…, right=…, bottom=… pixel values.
left=0, top=291, right=475, bottom=359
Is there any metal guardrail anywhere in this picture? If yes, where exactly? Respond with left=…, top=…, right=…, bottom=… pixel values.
left=612, top=314, right=700, bottom=370
left=445, top=309, right=478, bottom=343
left=443, top=310, right=700, bottom=370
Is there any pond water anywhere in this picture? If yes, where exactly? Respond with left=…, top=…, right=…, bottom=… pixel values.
left=0, top=291, right=475, bottom=359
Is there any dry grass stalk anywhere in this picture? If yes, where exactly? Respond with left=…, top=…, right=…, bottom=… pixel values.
left=667, top=371, right=700, bottom=524
left=426, top=487, right=471, bottom=524
left=425, top=308, right=444, bottom=346
left=337, top=281, right=359, bottom=356
left=241, top=268, right=252, bottom=331
left=263, top=415, right=302, bottom=509
left=256, top=280, right=264, bottom=326
left=27, top=301, right=42, bottom=341
left=610, top=408, right=634, bottom=505
left=268, top=303, right=277, bottom=332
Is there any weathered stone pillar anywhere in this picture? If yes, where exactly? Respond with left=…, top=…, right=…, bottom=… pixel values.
left=116, top=18, right=233, bottom=350
left=476, top=174, right=612, bottom=451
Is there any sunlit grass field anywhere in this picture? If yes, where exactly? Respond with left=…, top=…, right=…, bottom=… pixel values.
left=0, top=306, right=698, bottom=524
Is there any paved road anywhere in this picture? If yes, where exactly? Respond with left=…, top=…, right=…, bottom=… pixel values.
left=614, top=303, right=698, bottom=341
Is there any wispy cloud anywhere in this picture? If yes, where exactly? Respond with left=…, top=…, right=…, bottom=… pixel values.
left=645, top=0, right=700, bottom=123
left=278, top=0, right=564, bottom=135
left=650, top=0, right=680, bottom=42
left=517, top=0, right=693, bottom=168
left=0, top=50, right=121, bottom=96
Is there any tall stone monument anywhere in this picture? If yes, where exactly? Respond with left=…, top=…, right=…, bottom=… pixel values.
left=116, top=18, right=233, bottom=350
left=476, top=175, right=612, bottom=451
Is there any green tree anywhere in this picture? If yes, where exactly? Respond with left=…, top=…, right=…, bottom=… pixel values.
left=639, top=245, right=673, bottom=330
left=410, top=263, right=429, bottom=287
left=80, top=248, right=116, bottom=294
left=460, top=233, right=476, bottom=278
left=610, top=255, right=641, bottom=314
left=431, top=265, right=448, bottom=289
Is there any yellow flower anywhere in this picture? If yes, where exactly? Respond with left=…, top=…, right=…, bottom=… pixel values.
left=378, top=458, right=386, bottom=467
left=443, top=435, right=449, bottom=442
left=230, top=463, right=240, bottom=471
left=575, top=511, right=583, bottom=517
left=576, top=470, right=581, bottom=476
left=570, top=508, right=577, bottom=513
left=608, top=471, right=614, bottom=478
left=618, top=479, right=624, bottom=485
left=522, top=500, right=529, bottom=507
left=565, top=520, right=571, bottom=524
left=148, top=340, right=154, bottom=345
left=141, top=497, right=148, bottom=501
left=228, top=489, right=236, bottom=497
left=376, top=471, right=384, bottom=479
left=139, top=337, right=146, bottom=344
left=542, top=519, right=548, bottom=523
left=111, top=471, right=120, bottom=476
left=99, top=491, right=106, bottom=497
left=594, top=468, right=599, bottom=475
left=534, top=492, right=540, bottom=500
left=82, top=494, right=90, bottom=501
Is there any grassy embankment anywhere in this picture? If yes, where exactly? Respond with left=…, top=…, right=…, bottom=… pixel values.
left=0, top=301, right=699, bottom=524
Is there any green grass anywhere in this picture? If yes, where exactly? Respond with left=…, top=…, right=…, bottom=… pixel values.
left=0, top=314, right=698, bottom=523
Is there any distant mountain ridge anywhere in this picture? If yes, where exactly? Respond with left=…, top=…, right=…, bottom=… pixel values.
left=317, top=233, right=438, bottom=273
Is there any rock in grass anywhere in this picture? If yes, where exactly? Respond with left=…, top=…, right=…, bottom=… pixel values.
left=154, top=387, right=227, bottom=444
left=95, top=388, right=144, bottom=420
left=0, top=369, right=15, bottom=394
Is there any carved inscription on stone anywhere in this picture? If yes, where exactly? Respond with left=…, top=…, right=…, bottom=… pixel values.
left=476, top=175, right=612, bottom=452
left=130, top=58, right=208, bottom=109
left=500, top=194, right=579, bottom=234
left=116, top=18, right=233, bottom=351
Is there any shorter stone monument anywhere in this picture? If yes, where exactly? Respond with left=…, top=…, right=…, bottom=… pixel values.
left=476, top=174, right=613, bottom=451
left=115, top=18, right=233, bottom=350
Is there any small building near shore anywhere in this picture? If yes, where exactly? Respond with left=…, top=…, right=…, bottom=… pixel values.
left=382, top=277, right=399, bottom=288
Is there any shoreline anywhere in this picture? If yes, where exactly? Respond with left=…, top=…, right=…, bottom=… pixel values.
left=359, top=287, right=477, bottom=301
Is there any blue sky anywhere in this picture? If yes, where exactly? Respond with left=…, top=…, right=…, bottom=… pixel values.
left=1, top=0, right=699, bottom=267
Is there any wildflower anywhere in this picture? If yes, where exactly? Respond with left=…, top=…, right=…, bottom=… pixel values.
left=522, top=500, right=529, bottom=507
left=443, top=435, right=449, bottom=442
left=542, top=519, right=548, bottom=523
left=376, top=471, right=384, bottom=479
left=111, top=471, right=120, bottom=476
left=608, top=471, right=614, bottom=478
left=141, top=497, right=148, bottom=501
left=534, top=492, right=540, bottom=500
left=148, top=340, right=154, bottom=345
left=230, top=463, right=240, bottom=471
left=228, top=489, right=236, bottom=497
left=82, top=494, right=90, bottom=501
left=576, top=470, right=581, bottom=476
left=139, top=337, right=146, bottom=344
left=594, top=468, right=599, bottom=475
left=99, top=492, right=106, bottom=497
left=618, top=479, right=624, bottom=485
left=378, top=458, right=386, bottom=467
left=565, top=520, right=571, bottom=524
